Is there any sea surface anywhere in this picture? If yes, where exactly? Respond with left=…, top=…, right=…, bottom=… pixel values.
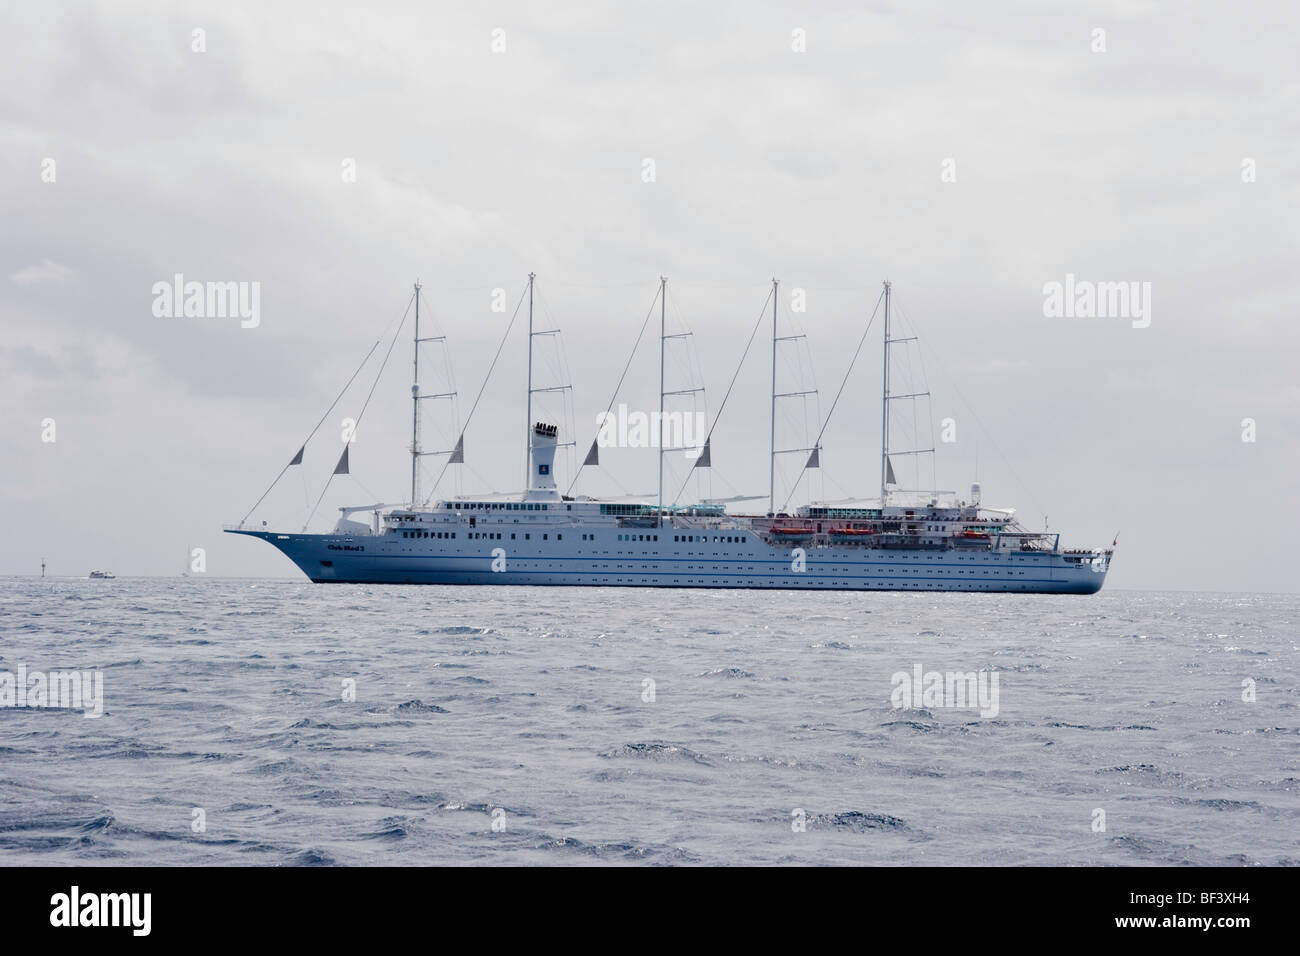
left=0, top=577, right=1296, bottom=866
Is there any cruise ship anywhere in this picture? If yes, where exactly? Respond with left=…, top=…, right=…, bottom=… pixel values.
left=227, top=278, right=1113, bottom=593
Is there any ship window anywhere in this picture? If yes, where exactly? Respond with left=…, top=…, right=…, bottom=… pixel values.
left=557, top=534, right=562, bottom=540
left=511, top=533, right=516, bottom=539
left=525, top=534, right=530, bottom=540
left=543, top=534, right=548, bottom=540
left=543, top=505, right=549, bottom=511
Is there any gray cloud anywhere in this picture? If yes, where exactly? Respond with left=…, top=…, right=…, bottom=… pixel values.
left=1, top=0, right=1296, bottom=590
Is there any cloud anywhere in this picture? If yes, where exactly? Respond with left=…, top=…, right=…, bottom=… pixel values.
left=10, top=258, right=75, bottom=286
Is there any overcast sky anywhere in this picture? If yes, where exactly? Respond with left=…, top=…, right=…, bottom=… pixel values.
left=3, top=0, right=1297, bottom=591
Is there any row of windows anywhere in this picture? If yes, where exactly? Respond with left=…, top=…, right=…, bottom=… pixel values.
left=447, top=502, right=557, bottom=512
left=673, top=535, right=747, bottom=543
left=405, top=531, right=565, bottom=542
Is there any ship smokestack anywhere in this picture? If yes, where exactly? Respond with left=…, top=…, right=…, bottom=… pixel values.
left=529, top=422, right=560, bottom=500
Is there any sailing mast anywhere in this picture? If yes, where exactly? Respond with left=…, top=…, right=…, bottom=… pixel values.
left=880, top=279, right=890, bottom=506
left=878, top=280, right=933, bottom=504
left=657, top=275, right=666, bottom=525
left=411, top=280, right=421, bottom=507
left=524, top=272, right=535, bottom=488
left=769, top=281, right=817, bottom=514
left=768, top=278, right=778, bottom=515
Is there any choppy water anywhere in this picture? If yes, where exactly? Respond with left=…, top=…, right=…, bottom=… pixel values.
left=0, top=578, right=1296, bottom=866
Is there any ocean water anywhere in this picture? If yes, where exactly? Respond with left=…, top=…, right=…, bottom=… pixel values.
left=0, top=577, right=1296, bottom=866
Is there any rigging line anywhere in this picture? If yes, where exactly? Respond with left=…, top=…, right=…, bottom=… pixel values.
left=304, top=294, right=415, bottom=530
left=351, top=475, right=381, bottom=503
left=237, top=300, right=404, bottom=527
left=669, top=284, right=712, bottom=427
left=905, top=306, right=938, bottom=493
left=422, top=284, right=530, bottom=506
left=462, top=462, right=496, bottom=493
left=668, top=286, right=774, bottom=506
left=779, top=288, right=885, bottom=513
left=895, top=296, right=1040, bottom=516
left=563, top=284, right=662, bottom=497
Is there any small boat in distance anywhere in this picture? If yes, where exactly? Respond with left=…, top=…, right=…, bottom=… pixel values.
left=88, top=570, right=116, bottom=579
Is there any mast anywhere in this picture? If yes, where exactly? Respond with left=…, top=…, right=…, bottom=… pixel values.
left=525, top=272, right=535, bottom=489
left=769, top=277, right=779, bottom=515
left=411, top=280, right=421, bottom=507
left=880, top=279, right=890, bottom=506
left=657, top=275, right=666, bottom=525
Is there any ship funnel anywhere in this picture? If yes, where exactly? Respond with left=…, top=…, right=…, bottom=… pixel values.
left=971, top=482, right=981, bottom=506
left=529, top=422, right=560, bottom=500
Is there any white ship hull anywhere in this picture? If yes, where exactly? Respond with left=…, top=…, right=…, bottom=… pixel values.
left=229, top=528, right=1110, bottom=594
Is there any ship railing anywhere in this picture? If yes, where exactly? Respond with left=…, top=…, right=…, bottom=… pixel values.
left=995, top=530, right=1060, bottom=552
